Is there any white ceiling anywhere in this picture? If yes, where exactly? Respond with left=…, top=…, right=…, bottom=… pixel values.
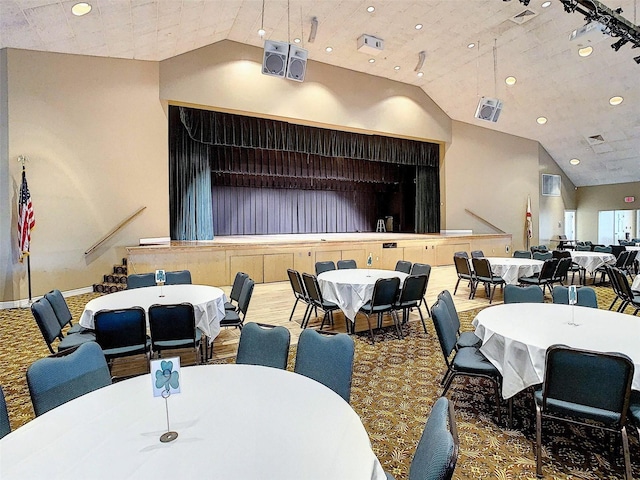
left=1, top=0, right=639, bottom=187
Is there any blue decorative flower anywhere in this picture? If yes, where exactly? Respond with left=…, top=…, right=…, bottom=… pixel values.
left=155, top=360, right=179, bottom=393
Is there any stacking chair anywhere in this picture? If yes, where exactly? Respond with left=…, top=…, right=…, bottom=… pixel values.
left=518, top=258, right=558, bottom=295
left=315, top=261, right=336, bottom=275
left=513, top=250, right=532, bottom=259
left=148, top=303, right=202, bottom=365
left=286, top=269, right=312, bottom=322
left=437, top=290, right=481, bottom=349
left=431, top=298, right=503, bottom=424
left=0, top=385, right=10, bottom=439
left=26, top=342, right=112, bottom=417
left=165, top=270, right=192, bottom=285
left=535, top=345, right=634, bottom=479
left=126, top=272, right=155, bottom=289
left=575, top=243, right=592, bottom=251
left=503, top=284, right=543, bottom=304
left=453, top=251, right=468, bottom=258
left=301, top=273, right=340, bottom=330
left=358, top=277, right=401, bottom=343
left=552, top=286, right=598, bottom=308
left=337, top=259, right=357, bottom=269
left=410, top=263, right=432, bottom=317
left=471, top=257, right=505, bottom=304
left=453, top=255, right=475, bottom=298
left=395, top=260, right=412, bottom=274
left=294, top=329, right=355, bottom=403
left=553, top=249, right=582, bottom=284
left=532, top=251, right=553, bottom=261
left=236, top=322, right=290, bottom=370
left=94, top=307, right=150, bottom=371
left=470, top=250, right=484, bottom=258
left=44, top=289, right=85, bottom=334
left=394, top=274, right=428, bottom=334
left=623, top=250, right=638, bottom=276
left=549, top=256, right=572, bottom=288
left=610, top=267, right=640, bottom=315
left=220, top=277, right=254, bottom=329
left=31, top=297, right=96, bottom=354
left=225, top=272, right=249, bottom=311
left=593, top=245, right=612, bottom=253
left=385, top=397, right=459, bottom=480
left=530, top=245, right=549, bottom=254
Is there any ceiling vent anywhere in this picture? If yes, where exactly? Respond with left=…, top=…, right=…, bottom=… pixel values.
left=357, top=34, right=384, bottom=55
left=585, top=134, right=605, bottom=145
left=509, top=9, right=538, bottom=25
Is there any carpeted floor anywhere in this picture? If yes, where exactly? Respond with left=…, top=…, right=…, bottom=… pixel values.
left=1, top=286, right=638, bottom=479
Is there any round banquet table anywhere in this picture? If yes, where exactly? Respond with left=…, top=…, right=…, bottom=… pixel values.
left=473, top=303, right=640, bottom=399
left=569, top=250, right=616, bottom=275
left=318, top=268, right=408, bottom=321
left=0, top=364, right=386, bottom=480
left=79, top=285, right=227, bottom=341
left=483, top=257, right=543, bottom=285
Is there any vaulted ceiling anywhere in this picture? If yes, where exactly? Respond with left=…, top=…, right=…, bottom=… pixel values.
left=1, top=0, right=639, bottom=187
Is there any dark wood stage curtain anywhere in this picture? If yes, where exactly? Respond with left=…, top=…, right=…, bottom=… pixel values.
left=170, top=106, right=441, bottom=239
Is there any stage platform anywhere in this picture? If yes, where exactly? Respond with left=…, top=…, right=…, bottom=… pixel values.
left=127, top=232, right=512, bottom=286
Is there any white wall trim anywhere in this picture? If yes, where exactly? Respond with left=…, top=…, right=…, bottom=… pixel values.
left=0, top=286, right=95, bottom=310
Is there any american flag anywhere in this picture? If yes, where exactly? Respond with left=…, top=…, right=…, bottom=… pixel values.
left=526, top=195, right=533, bottom=239
left=18, top=169, right=35, bottom=262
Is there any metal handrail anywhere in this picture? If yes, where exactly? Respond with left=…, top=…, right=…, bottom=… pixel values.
left=84, top=206, right=146, bottom=255
left=464, top=209, right=506, bottom=234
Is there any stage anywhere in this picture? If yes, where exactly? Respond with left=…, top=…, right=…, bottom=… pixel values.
left=126, top=232, right=512, bottom=286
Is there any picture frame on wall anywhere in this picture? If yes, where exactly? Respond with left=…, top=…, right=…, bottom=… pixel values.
left=542, top=174, right=561, bottom=197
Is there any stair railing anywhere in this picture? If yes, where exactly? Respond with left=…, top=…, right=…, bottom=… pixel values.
left=464, top=209, right=506, bottom=234
left=84, top=206, right=147, bottom=255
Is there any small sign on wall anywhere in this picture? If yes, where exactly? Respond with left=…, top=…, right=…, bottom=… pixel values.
left=624, top=196, right=635, bottom=203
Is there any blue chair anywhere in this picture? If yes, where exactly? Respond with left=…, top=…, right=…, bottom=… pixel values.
left=0, top=385, right=10, bottom=439
left=287, top=269, right=312, bottom=322
left=26, top=342, right=112, bottom=417
left=471, top=258, right=505, bottom=304
left=220, top=277, right=254, bottom=330
left=394, top=275, right=428, bottom=334
left=236, top=323, right=290, bottom=370
left=535, top=345, right=633, bottom=479
left=395, top=260, right=412, bottom=274
left=436, top=290, right=481, bottom=349
left=94, top=307, right=150, bottom=370
left=552, top=286, right=598, bottom=308
left=315, top=261, right=336, bottom=275
left=301, top=273, right=340, bottom=331
left=337, top=259, right=357, bottom=269
left=126, top=273, right=155, bottom=289
left=453, top=255, right=475, bottom=299
left=512, top=250, right=532, bottom=259
left=410, top=263, right=432, bottom=318
left=148, top=303, right=202, bottom=365
left=31, top=297, right=96, bottom=354
left=594, top=245, right=612, bottom=253
left=226, top=272, right=249, bottom=311
left=504, top=285, right=543, bottom=304
left=471, top=250, right=484, bottom=258
left=358, top=277, right=401, bottom=342
left=44, top=289, right=85, bottom=334
left=532, top=251, right=553, bottom=261
left=385, top=397, right=459, bottom=480
left=518, top=258, right=558, bottom=295
left=294, top=329, right=354, bottom=403
left=165, top=270, right=192, bottom=285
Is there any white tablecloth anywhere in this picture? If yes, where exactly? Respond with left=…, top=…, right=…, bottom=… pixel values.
left=318, top=268, right=408, bottom=321
left=0, top=364, right=386, bottom=480
left=483, top=257, right=544, bottom=285
left=570, top=251, right=616, bottom=274
left=79, top=285, right=227, bottom=340
left=632, top=275, right=640, bottom=292
left=473, top=303, right=640, bottom=399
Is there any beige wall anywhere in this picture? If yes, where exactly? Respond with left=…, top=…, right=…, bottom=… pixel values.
left=576, top=182, right=640, bottom=242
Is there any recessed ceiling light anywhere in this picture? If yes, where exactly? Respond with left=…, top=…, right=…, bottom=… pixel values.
left=467, top=43, right=475, bottom=49
left=325, top=46, right=333, bottom=53
left=541, top=1, right=552, bottom=7
left=258, top=28, right=266, bottom=37
left=578, top=46, right=593, bottom=57
left=415, top=24, right=423, bottom=30
left=536, top=116, right=548, bottom=125
left=367, top=6, right=375, bottom=13
left=71, top=2, right=92, bottom=16
left=609, top=96, right=623, bottom=106
left=394, top=66, right=401, bottom=71
left=293, top=38, right=301, bottom=44
left=570, top=158, right=580, bottom=165
left=417, top=71, right=424, bottom=77
left=505, top=76, right=517, bottom=86
left=368, top=58, right=375, bottom=63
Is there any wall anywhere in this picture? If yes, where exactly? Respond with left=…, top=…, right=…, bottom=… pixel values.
left=576, top=182, right=640, bottom=242
left=1, top=49, right=167, bottom=303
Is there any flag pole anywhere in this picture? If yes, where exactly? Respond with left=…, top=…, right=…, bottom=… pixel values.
left=18, top=156, right=34, bottom=305
left=27, top=251, right=32, bottom=305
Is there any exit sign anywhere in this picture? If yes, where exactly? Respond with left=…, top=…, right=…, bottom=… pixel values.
left=624, top=196, right=635, bottom=203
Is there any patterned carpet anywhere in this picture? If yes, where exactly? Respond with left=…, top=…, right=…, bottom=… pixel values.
left=1, top=286, right=638, bottom=479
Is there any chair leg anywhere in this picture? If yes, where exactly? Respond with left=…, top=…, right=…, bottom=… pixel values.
left=300, top=303, right=313, bottom=329
left=488, top=284, right=495, bottom=304
left=417, top=306, right=427, bottom=335
left=493, top=378, right=502, bottom=425
left=453, top=278, right=461, bottom=295
left=621, top=427, right=632, bottom=480
left=364, top=314, right=375, bottom=344
left=442, top=370, right=456, bottom=395
left=535, top=406, right=543, bottom=478
left=288, top=298, right=300, bottom=322
left=392, top=311, right=403, bottom=339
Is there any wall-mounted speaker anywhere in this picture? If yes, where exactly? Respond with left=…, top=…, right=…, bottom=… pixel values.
left=286, top=45, right=308, bottom=82
left=262, top=40, right=289, bottom=78
left=474, top=96, right=503, bottom=123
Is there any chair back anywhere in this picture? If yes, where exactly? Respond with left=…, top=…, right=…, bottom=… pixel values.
left=148, top=303, right=197, bottom=348
left=411, top=263, right=431, bottom=278
left=126, top=273, right=155, bottom=289
left=31, top=297, right=63, bottom=353
left=533, top=251, right=553, bottom=261
left=471, top=257, right=493, bottom=280
left=287, top=269, right=307, bottom=301
left=552, top=250, right=571, bottom=259
left=408, top=397, right=459, bottom=480
left=513, top=250, right=532, bottom=259
left=301, top=273, right=323, bottom=306
left=430, top=299, right=458, bottom=359
left=315, top=261, right=336, bottom=275
left=237, top=277, right=255, bottom=316
left=542, top=344, right=633, bottom=426
left=552, top=257, right=572, bottom=280
left=539, top=258, right=559, bottom=280
left=26, top=342, right=111, bottom=417
left=397, top=275, right=428, bottom=306
left=552, top=286, right=598, bottom=308
left=531, top=245, right=549, bottom=253
left=575, top=244, right=591, bottom=251
left=436, top=290, right=461, bottom=332
left=229, top=272, right=249, bottom=303
left=0, top=385, right=10, bottom=439
left=94, top=307, right=147, bottom=352
left=615, top=250, right=630, bottom=268
left=453, top=255, right=472, bottom=277
left=165, top=270, right=192, bottom=285
left=294, top=329, right=355, bottom=403
left=504, top=285, right=543, bottom=304
left=593, top=245, right=612, bottom=253
left=625, top=250, right=637, bottom=268
left=44, top=289, right=73, bottom=329
left=470, top=250, right=484, bottom=258
left=236, top=323, right=290, bottom=370
left=453, top=251, right=468, bottom=258
left=337, top=259, right=357, bottom=269
left=369, top=277, right=401, bottom=311
left=611, top=267, right=634, bottom=301
left=395, top=260, right=412, bottom=274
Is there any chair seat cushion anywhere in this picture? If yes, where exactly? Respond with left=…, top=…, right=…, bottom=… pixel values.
left=534, top=389, right=622, bottom=425
left=456, top=331, right=482, bottom=348
left=102, top=337, right=150, bottom=358
left=477, top=275, right=505, bottom=283
left=629, top=390, right=640, bottom=424
left=154, top=329, right=202, bottom=350
left=452, top=347, right=499, bottom=375
left=66, top=324, right=89, bottom=335
left=224, top=301, right=236, bottom=311
left=321, top=301, right=339, bottom=310
left=359, top=302, right=393, bottom=314
left=57, top=332, right=96, bottom=351
left=519, top=276, right=543, bottom=284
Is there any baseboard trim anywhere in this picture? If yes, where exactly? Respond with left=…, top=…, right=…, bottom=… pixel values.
left=0, top=286, right=95, bottom=310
